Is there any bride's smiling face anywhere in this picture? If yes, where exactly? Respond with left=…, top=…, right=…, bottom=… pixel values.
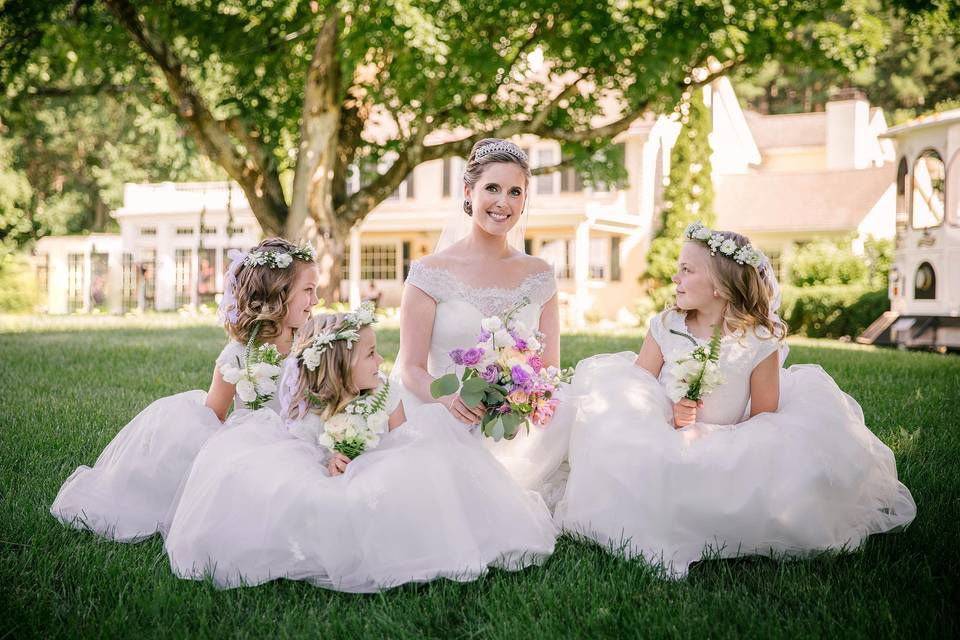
left=465, top=162, right=528, bottom=237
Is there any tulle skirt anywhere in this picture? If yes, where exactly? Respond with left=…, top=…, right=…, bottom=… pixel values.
left=50, top=391, right=227, bottom=542
left=555, top=353, right=916, bottom=578
left=164, top=404, right=557, bottom=592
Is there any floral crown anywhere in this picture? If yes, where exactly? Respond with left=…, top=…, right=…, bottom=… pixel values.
left=684, top=222, right=764, bottom=268
left=244, top=243, right=316, bottom=269
left=475, top=140, right=528, bottom=163
left=299, top=302, right=378, bottom=371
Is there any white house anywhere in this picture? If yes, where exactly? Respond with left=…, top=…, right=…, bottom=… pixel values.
left=32, top=82, right=899, bottom=324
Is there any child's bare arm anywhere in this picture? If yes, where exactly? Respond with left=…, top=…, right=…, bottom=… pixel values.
left=748, top=351, right=780, bottom=417
left=204, top=367, right=235, bottom=422
left=388, top=401, right=406, bottom=431
left=635, top=332, right=665, bottom=378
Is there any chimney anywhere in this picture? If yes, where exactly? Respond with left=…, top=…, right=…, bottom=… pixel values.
left=826, top=88, right=871, bottom=170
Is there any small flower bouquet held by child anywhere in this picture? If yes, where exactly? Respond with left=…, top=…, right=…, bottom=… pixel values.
left=314, top=379, right=391, bottom=459
left=665, top=325, right=724, bottom=404
left=430, top=297, right=572, bottom=441
left=219, top=327, right=283, bottom=410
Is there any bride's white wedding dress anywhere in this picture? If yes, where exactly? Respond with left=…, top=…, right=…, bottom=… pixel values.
left=556, top=309, right=917, bottom=578
left=50, top=340, right=284, bottom=542
left=394, top=261, right=574, bottom=503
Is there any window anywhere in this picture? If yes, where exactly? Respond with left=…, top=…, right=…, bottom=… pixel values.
left=896, top=157, right=909, bottom=247
left=90, top=252, right=109, bottom=311
left=442, top=158, right=452, bottom=197
left=201, top=225, right=217, bottom=235
left=914, top=262, right=936, bottom=300
left=68, top=253, right=84, bottom=313
left=36, top=255, right=49, bottom=296
left=560, top=167, right=585, bottom=193
left=175, top=249, right=192, bottom=307
left=761, top=248, right=783, bottom=281
left=122, top=253, right=137, bottom=312
left=535, top=148, right=556, bottom=195
left=912, top=149, right=945, bottom=229
left=198, top=248, right=217, bottom=305
left=342, top=244, right=399, bottom=280
left=140, top=250, right=156, bottom=311
left=402, top=241, right=412, bottom=280
left=139, top=226, right=157, bottom=237
left=176, top=226, right=195, bottom=236
left=524, top=238, right=533, bottom=256
left=610, top=236, right=622, bottom=282
left=589, top=237, right=608, bottom=280
left=540, top=239, right=572, bottom=280
left=226, top=225, right=244, bottom=237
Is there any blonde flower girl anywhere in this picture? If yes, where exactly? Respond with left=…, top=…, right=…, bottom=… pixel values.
left=556, top=222, right=916, bottom=578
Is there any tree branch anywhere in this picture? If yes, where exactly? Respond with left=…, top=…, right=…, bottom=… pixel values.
left=103, top=0, right=287, bottom=235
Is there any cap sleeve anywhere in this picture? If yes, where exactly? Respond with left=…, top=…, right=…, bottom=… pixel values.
left=749, top=327, right=781, bottom=368
left=216, top=340, right=245, bottom=370
left=404, top=261, right=445, bottom=302
left=646, top=309, right=673, bottom=347
left=524, top=269, right=558, bottom=308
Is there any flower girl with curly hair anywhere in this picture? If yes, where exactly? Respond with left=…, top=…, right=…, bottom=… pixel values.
left=165, top=304, right=557, bottom=592
left=556, top=222, right=916, bottom=578
left=51, top=238, right=319, bottom=542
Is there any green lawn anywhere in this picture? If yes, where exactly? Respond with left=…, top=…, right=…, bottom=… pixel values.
left=1, top=318, right=958, bottom=638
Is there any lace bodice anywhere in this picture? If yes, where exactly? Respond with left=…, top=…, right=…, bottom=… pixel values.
left=401, top=260, right=557, bottom=393
left=649, top=309, right=781, bottom=424
left=216, top=340, right=288, bottom=416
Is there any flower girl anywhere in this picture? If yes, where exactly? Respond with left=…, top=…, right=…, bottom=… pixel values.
left=51, top=238, right=319, bottom=542
left=164, top=304, right=557, bottom=592
left=556, top=222, right=916, bottom=578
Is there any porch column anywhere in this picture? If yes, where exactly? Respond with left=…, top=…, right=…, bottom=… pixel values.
left=573, top=221, right=590, bottom=328
left=349, top=227, right=362, bottom=308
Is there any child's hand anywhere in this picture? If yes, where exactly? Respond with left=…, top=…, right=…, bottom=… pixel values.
left=673, top=398, right=702, bottom=429
left=327, top=452, right=351, bottom=476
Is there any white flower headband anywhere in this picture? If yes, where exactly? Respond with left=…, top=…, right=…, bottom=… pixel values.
left=684, top=221, right=764, bottom=268
left=475, top=140, right=528, bottom=163
left=244, top=244, right=316, bottom=269
left=300, top=301, right=378, bottom=371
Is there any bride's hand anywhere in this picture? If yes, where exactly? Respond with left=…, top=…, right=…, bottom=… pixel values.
left=443, top=394, right=485, bottom=426
left=673, top=398, right=702, bottom=429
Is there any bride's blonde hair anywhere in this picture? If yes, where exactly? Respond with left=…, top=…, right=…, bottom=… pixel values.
left=685, top=230, right=787, bottom=341
left=286, top=313, right=365, bottom=422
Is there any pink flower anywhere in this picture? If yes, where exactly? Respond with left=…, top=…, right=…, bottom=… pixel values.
left=527, top=355, right=543, bottom=372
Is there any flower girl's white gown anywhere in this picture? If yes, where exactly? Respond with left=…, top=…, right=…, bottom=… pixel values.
left=395, top=261, right=574, bottom=504
left=556, top=309, right=916, bottom=578
left=50, top=341, right=277, bottom=542
left=163, top=378, right=557, bottom=592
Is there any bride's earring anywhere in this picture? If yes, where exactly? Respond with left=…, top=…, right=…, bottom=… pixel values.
left=463, top=199, right=473, bottom=216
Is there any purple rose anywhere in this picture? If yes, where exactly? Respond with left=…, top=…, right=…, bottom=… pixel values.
left=450, top=348, right=465, bottom=365
left=497, top=403, right=512, bottom=414
left=461, top=347, right=484, bottom=367
left=510, top=330, right=527, bottom=351
left=478, top=329, right=492, bottom=343
left=510, top=364, right=531, bottom=386
left=480, top=365, right=500, bottom=383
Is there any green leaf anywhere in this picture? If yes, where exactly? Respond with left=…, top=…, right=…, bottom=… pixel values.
left=430, top=373, right=460, bottom=399
left=460, top=376, right=489, bottom=407
left=487, top=416, right=505, bottom=441
left=484, top=389, right=506, bottom=405
left=500, top=413, right=522, bottom=440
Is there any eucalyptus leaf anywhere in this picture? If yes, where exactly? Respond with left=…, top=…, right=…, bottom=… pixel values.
left=430, top=373, right=460, bottom=399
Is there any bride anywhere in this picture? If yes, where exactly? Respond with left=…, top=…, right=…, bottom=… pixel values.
left=393, top=137, right=572, bottom=499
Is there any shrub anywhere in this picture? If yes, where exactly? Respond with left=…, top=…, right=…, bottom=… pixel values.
left=780, top=284, right=889, bottom=338
left=788, top=239, right=868, bottom=287
left=0, top=253, right=39, bottom=313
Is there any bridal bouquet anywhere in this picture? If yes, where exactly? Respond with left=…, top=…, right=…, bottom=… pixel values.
left=665, top=325, right=724, bottom=403
left=430, top=297, right=572, bottom=441
left=219, top=339, right=283, bottom=410
left=316, top=379, right=391, bottom=458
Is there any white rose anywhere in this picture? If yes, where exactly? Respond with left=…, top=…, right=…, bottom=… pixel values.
left=317, top=431, right=336, bottom=451
left=363, top=432, right=381, bottom=449
left=325, top=413, right=351, bottom=435
left=274, top=253, right=293, bottom=268
left=720, top=239, right=737, bottom=255
left=480, top=316, right=503, bottom=332
left=301, top=347, right=322, bottom=371
left=367, top=411, right=389, bottom=434
left=252, top=362, right=280, bottom=380
left=235, top=379, right=257, bottom=403
left=353, top=307, right=375, bottom=325
left=666, top=380, right=688, bottom=403
left=219, top=364, right=242, bottom=384
left=255, top=377, right=277, bottom=395
left=694, top=227, right=712, bottom=241
left=526, top=336, right=541, bottom=352
left=493, top=329, right=513, bottom=349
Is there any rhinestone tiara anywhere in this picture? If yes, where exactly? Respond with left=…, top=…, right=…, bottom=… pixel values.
left=474, top=141, right=528, bottom=163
